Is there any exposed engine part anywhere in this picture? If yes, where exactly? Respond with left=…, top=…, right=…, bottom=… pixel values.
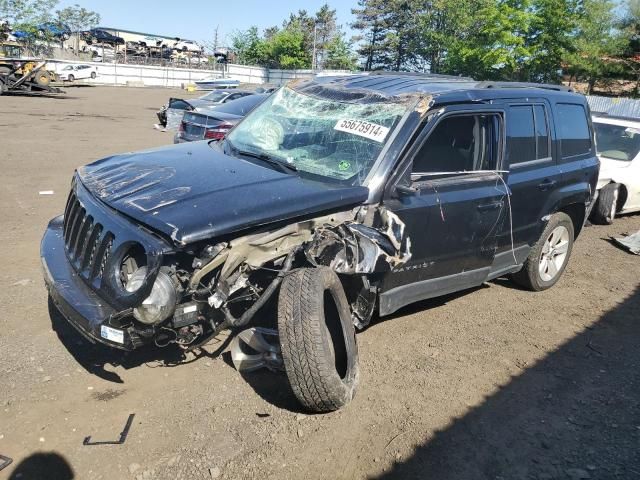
left=231, top=327, right=283, bottom=372
left=171, top=302, right=200, bottom=328
left=220, top=246, right=299, bottom=329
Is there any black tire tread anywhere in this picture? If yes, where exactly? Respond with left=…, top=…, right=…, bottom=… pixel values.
left=511, top=212, right=574, bottom=291
left=278, top=268, right=357, bottom=412
left=592, top=183, right=619, bottom=225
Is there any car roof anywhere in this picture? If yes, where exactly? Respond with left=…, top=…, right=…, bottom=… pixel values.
left=305, top=73, right=584, bottom=104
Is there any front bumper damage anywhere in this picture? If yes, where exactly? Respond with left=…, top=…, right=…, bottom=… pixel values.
left=42, top=201, right=412, bottom=352
left=41, top=216, right=137, bottom=350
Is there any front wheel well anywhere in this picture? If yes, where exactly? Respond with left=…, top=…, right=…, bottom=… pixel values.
left=558, top=203, right=585, bottom=239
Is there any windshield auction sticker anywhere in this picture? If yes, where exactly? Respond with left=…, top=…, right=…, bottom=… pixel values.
left=334, top=119, right=390, bottom=143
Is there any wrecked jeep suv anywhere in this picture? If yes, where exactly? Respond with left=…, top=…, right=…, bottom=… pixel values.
left=42, top=74, right=599, bottom=412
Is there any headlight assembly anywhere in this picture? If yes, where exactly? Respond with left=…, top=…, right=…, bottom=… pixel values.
left=125, top=267, right=177, bottom=325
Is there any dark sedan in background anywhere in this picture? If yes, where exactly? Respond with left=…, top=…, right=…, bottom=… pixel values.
left=174, top=93, right=269, bottom=143
left=156, top=89, right=255, bottom=128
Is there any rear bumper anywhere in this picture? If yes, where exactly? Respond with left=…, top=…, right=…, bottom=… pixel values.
left=41, top=215, right=138, bottom=350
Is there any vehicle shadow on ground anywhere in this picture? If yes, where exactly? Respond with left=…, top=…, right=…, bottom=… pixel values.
left=48, top=299, right=224, bottom=383
left=373, top=285, right=640, bottom=480
left=8, top=451, right=74, bottom=479
left=220, top=351, right=305, bottom=413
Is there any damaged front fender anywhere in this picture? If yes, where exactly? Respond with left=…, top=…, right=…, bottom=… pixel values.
left=305, top=206, right=411, bottom=274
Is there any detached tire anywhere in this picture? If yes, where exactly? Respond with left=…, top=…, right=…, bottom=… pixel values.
left=278, top=267, right=359, bottom=412
left=511, top=212, right=574, bottom=291
left=592, top=183, right=620, bottom=225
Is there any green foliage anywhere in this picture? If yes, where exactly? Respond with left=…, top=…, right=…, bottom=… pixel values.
left=352, top=0, right=632, bottom=86
left=265, top=26, right=310, bottom=69
left=55, top=4, right=100, bottom=31
left=325, top=33, right=358, bottom=70
left=230, top=26, right=268, bottom=66
left=0, top=0, right=58, bottom=26
left=564, top=0, right=626, bottom=91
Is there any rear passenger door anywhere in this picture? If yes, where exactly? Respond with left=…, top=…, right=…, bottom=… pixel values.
left=496, top=102, right=560, bottom=262
left=379, top=107, right=508, bottom=315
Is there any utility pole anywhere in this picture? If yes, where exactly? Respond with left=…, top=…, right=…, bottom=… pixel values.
left=213, top=25, right=219, bottom=52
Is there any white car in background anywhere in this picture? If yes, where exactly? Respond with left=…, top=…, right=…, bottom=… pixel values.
left=591, top=114, right=640, bottom=224
left=58, top=64, right=98, bottom=82
left=172, top=39, right=203, bottom=53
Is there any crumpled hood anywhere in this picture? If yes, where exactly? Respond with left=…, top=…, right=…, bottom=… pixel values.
left=77, top=142, right=369, bottom=245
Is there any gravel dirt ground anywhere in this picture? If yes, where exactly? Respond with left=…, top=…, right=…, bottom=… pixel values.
left=1, top=86, right=639, bottom=480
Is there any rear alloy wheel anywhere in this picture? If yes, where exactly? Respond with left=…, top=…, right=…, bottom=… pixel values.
left=278, top=267, right=359, bottom=412
left=592, top=183, right=620, bottom=225
left=511, top=212, right=574, bottom=291
left=67, top=74, right=75, bottom=82
left=90, top=71, right=96, bottom=79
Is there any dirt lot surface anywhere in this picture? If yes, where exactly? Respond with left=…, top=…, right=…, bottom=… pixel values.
left=1, top=86, right=639, bottom=480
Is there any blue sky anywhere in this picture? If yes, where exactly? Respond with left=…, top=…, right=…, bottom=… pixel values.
left=56, top=0, right=357, bottom=46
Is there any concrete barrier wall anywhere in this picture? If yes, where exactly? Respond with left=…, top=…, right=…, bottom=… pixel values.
left=45, top=60, right=352, bottom=88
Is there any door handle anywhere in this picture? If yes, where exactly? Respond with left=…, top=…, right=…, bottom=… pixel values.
left=538, top=179, right=557, bottom=191
left=477, top=201, right=503, bottom=212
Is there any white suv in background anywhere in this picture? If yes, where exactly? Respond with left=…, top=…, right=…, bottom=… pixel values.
left=58, top=64, right=98, bottom=82
left=591, top=114, right=640, bottom=224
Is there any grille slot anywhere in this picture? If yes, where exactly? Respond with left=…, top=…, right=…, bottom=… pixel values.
left=63, top=192, right=115, bottom=282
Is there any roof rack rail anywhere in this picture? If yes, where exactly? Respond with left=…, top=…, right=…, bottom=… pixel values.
left=368, top=71, right=474, bottom=82
left=476, top=81, right=573, bottom=92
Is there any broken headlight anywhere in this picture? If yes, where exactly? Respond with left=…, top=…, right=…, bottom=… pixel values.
left=125, top=267, right=177, bottom=325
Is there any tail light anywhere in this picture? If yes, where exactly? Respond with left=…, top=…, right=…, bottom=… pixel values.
left=204, top=122, right=233, bottom=140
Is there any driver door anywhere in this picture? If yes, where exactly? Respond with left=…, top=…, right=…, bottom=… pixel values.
left=379, top=108, right=508, bottom=315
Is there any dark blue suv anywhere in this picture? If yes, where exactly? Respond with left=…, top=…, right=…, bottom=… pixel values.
left=41, top=74, right=599, bottom=412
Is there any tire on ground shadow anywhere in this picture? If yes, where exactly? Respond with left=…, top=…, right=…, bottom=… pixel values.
left=592, top=183, right=620, bottom=225
left=511, top=212, right=574, bottom=291
left=278, top=267, right=359, bottom=412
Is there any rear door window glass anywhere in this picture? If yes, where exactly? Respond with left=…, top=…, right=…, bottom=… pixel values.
left=556, top=103, right=591, bottom=158
left=507, top=106, right=536, bottom=163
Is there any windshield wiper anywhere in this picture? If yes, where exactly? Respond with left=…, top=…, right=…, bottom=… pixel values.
left=226, top=139, right=297, bottom=175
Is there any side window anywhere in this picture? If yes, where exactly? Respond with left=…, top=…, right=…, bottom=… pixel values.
left=412, top=113, right=501, bottom=175
left=507, top=104, right=550, bottom=165
left=556, top=103, right=591, bottom=158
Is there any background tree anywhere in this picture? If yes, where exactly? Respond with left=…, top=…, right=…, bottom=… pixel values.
left=324, top=31, right=358, bottom=69
left=563, top=0, right=625, bottom=93
left=230, top=26, right=267, bottom=65
left=55, top=4, right=100, bottom=51
left=351, top=0, right=389, bottom=70
left=314, top=4, right=338, bottom=69
left=265, top=25, right=310, bottom=69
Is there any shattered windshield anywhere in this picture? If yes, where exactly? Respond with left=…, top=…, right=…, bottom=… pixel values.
left=225, top=87, right=408, bottom=185
left=594, top=122, right=640, bottom=161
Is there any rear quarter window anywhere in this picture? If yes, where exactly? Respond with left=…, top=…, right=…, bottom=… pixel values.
left=556, top=103, right=591, bottom=158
